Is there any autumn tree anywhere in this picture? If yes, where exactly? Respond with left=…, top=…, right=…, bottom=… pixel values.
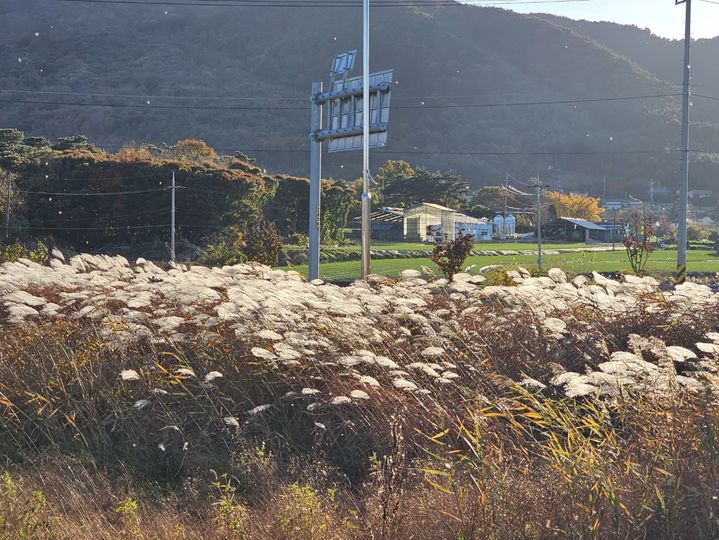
left=115, top=145, right=152, bottom=162
left=546, top=191, right=605, bottom=222
left=168, top=139, right=218, bottom=165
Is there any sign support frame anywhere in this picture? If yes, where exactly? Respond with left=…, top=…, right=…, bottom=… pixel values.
left=676, top=0, right=691, bottom=285
left=361, top=0, right=371, bottom=279
left=308, top=81, right=323, bottom=281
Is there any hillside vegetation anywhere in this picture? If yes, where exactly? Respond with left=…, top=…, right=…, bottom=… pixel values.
left=0, top=130, right=354, bottom=254
left=1, top=0, right=719, bottom=194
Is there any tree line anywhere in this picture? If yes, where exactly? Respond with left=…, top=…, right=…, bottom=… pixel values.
left=0, top=129, right=355, bottom=261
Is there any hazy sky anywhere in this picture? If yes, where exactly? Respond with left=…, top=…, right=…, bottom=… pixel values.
left=470, top=0, right=718, bottom=40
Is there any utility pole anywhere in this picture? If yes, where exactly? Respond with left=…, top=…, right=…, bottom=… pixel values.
left=170, top=172, right=176, bottom=263
left=4, top=172, right=10, bottom=242
left=603, top=175, right=607, bottom=206
left=612, top=209, right=617, bottom=250
left=502, top=172, right=509, bottom=240
left=649, top=179, right=655, bottom=216
left=676, top=0, right=692, bottom=285
left=360, top=0, right=372, bottom=279
left=530, top=174, right=544, bottom=269
left=308, top=82, right=323, bottom=281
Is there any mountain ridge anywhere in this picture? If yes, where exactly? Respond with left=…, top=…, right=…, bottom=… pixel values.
left=0, top=1, right=717, bottom=197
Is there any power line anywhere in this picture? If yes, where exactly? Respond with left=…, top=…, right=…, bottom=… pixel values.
left=38, top=208, right=171, bottom=224
left=8, top=222, right=223, bottom=231
left=3, top=87, right=653, bottom=102
left=7, top=223, right=171, bottom=231
left=19, top=187, right=172, bottom=196
left=507, top=173, right=534, bottom=187
left=180, top=0, right=588, bottom=3
left=41, top=144, right=686, bottom=157
left=354, top=149, right=675, bottom=156
left=180, top=186, right=246, bottom=195
left=694, top=93, right=719, bottom=102
left=0, top=93, right=678, bottom=112
left=8, top=139, right=695, bottom=159
left=0, top=98, right=305, bottom=111
left=0, top=88, right=307, bottom=102
left=22, top=173, right=166, bottom=181
left=60, top=0, right=594, bottom=6
left=397, top=93, right=679, bottom=109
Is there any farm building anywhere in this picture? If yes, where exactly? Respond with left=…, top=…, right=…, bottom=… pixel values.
left=544, top=217, right=609, bottom=242
left=404, top=203, right=456, bottom=242
left=455, top=214, right=494, bottom=242
left=404, top=202, right=493, bottom=242
left=349, top=207, right=404, bottom=241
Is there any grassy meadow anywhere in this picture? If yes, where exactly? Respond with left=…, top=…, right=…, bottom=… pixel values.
left=0, top=251, right=718, bottom=539
left=1, top=282, right=719, bottom=538
left=285, top=241, right=600, bottom=252
left=287, top=247, right=719, bottom=281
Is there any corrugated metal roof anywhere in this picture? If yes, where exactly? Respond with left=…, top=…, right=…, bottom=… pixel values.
left=379, top=207, right=405, bottom=216
left=559, top=217, right=608, bottom=231
left=350, top=208, right=404, bottom=225
left=409, top=202, right=457, bottom=212
left=454, top=213, right=490, bottom=225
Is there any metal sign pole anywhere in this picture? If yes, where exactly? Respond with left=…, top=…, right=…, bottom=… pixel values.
left=676, top=0, right=691, bottom=285
left=502, top=172, right=508, bottom=240
left=316, top=49, right=392, bottom=282
left=171, top=171, right=176, bottom=263
left=536, top=178, right=542, bottom=270
left=361, top=0, right=371, bottom=279
left=529, top=175, right=543, bottom=269
left=4, top=172, right=10, bottom=242
left=308, top=81, right=323, bottom=281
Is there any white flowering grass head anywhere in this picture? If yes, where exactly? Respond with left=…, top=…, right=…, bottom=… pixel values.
left=204, top=371, right=223, bottom=382
left=120, top=369, right=140, bottom=381
left=175, top=368, right=196, bottom=378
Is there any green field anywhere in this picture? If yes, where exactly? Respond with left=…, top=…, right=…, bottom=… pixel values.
left=369, top=241, right=603, bottom=252
left=285, top=241, right=611, bottom=252
left=285, top=248, right=719, bottom=281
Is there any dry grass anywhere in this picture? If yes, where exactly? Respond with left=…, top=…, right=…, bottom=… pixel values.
left=0, top=294, right=718, bottom=539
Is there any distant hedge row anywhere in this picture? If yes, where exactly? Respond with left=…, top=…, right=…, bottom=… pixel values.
left=0, top=133, right=355, bottom=251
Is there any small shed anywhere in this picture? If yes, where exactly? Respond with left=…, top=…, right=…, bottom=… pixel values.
left=544, top=217, right=609, bottom=243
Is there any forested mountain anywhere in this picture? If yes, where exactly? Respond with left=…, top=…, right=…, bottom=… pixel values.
left=1, top=0, right=718, bottom=197
left=536, top=14, right=719, bottom=92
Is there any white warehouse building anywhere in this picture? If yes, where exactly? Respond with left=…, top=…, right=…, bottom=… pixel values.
left=404, top=202, right=493, bottom=242
left=455, top=213, right=493, bottom=241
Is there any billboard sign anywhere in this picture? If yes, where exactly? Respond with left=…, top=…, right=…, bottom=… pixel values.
left=320, top=69, right=393, bottom=153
